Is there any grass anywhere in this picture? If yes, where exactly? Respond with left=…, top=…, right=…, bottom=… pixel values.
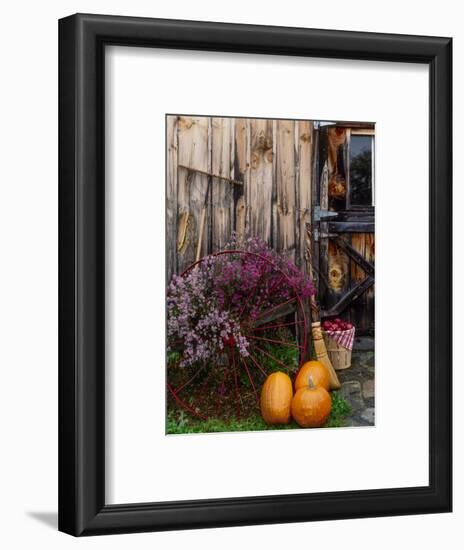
left=167, top=340, right=352, bottom=435
left=325, top=391, right=352, bottom=428
left=166, top=390, right=352, bottom=434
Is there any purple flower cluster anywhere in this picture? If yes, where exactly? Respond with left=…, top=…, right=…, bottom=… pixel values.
left=167, top=257, right=250, bottom=367
left=167, top=236, right=315, bottom=368
left=223, top=235, right=315, bottom=318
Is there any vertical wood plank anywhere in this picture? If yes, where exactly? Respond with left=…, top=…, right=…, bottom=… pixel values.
left=296, top=120, right=313, bottom=359
left=365, top=233, right=375, bottom=333
left=248, top=119, right=273, bottom=243
left=350, top=233, right=366, bottom=329
left=351, top=232, right=375, bottom=332
left=319, top=158, right=329, bottom=307
left=176, top=116, right=210, bottom=272
left=310, top=125, right=321, bottom=295
left=297, top=120, right=313, bottom=272
left=275, top=119, right=297, bottom=260
left=166, top=115, right=178, bottom=280
left=234, top=118, right=248, bottom=177
left=234, top=118, right=249, bottom=241
left=366, top=233, right=375, bottom=336
left=271, top=119, right=278, bottom=249
left=206, top=117, right=213, bottom=255
left=211, top=117, right=233, bottom=251
left=294, top=121, right=300, bottom=265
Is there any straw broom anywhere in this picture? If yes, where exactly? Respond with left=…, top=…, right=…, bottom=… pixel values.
left=305, top=223, right=341, bottom=390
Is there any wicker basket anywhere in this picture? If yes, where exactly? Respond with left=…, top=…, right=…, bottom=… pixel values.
left=322, top=331, right=353, bottom=370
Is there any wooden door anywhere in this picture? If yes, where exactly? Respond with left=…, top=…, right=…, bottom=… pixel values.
left=311, top=123, right=375, bottom=336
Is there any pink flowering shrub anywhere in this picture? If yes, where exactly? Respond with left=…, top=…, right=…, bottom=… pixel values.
left=167, top=236, right=314, bottom=367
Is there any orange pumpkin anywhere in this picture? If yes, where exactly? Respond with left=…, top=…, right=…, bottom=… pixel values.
left=295, top=360, right=330, bottom=392
left=291, top=375, right=332, bottom=428
left=260, top=372, right=293, bottom=425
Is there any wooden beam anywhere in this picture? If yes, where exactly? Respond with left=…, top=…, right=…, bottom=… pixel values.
left=333, top=236, right=375, bottom=276
left=351, top=128, right=375, bottom=136
left=320, top=275, right=374, bottom=317
left=253, top=303, right=296, bottom=327
left=178, top=163, right=244, bottom=186
left=329, top=221, right=375, bottom=233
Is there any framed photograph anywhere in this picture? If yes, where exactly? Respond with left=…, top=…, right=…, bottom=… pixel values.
left=164, top=113, right=376, bottom=434
left=59, top=13, right=452, bottom=536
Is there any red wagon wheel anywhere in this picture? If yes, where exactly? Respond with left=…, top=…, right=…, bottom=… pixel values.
left=167, top=250, right=308, bottom=421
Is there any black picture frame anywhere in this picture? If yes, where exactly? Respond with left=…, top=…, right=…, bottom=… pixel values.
left=59, top=13, right=452, bottom=536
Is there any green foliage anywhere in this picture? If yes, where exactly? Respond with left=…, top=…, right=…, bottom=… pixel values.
left=166, top=410, right=189, bottom=433
left=326, top=391, right=352, bottom=428
left=258, top=336, right=299, bottom=373
left=167, top=350, right=182, bottom=367
left=166, top=343, right=353, bottom=434
left=166, top=392, right=352, bottom=434
left=166, top=410, right=300, bottom=434
left=237, top=338, right=298, bottom=389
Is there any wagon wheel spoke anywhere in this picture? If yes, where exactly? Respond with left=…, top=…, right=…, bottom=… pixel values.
left=253, top=296, right=297, bottom=324
left=244, top=352, right=268, bottom=378
left=172, top=362, right=209, bottom=395
left=266, top=274, right=286, bottom=297
left=167, top=383, right=208, bottom=421
left=215, top=358, right=230, bottom=418
left=169, top=360, right=220, bottom=420
left=230, top=348, right=241, bottom=419
left=252, top=319, right=304, bottom=332
left=240, top=357, right=259, bottom=404
left=248, top=334, right=305, bottom=351
left=250, top=344, right=296, bottom=372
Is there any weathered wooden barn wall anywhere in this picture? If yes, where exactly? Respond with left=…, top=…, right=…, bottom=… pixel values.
left=166, top=115, right=313, bottom=280
left=166, top=115, right=375, bottom=334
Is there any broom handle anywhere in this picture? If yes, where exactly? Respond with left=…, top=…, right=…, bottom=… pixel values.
left=306, top=223, right=341, bottom=390
left=312, top=321, right=341, bottom=390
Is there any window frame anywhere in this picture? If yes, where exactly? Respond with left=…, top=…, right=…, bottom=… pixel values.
left=346, top=127, right=375, bottom=209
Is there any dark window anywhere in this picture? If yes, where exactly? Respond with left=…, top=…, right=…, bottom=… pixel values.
left=350, top=135, right=373, bottom=206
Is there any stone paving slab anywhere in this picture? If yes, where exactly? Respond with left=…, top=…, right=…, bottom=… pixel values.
left=336, top=349, right=375, bottom=427
left=340, top=381, right=364, bottom=413
left=363, top=379, right=375, bottom=399
left=360, top=407, right=375, bottom=424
